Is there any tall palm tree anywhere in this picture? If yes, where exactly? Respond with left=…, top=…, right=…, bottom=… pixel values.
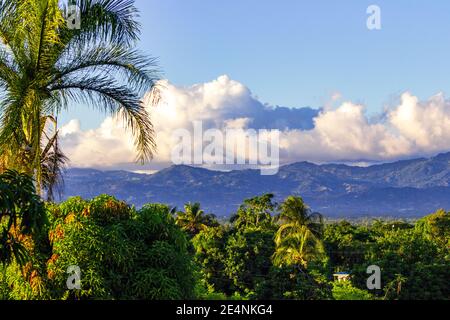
left=0, top=0, right=159, bottom=199
left=275, top=196, right=323, bottom=241
left=272, top=225, right=325, bottom=269
left=273, top=196, right=325, bottom=269
left=176, top=203, right=218, bottom=236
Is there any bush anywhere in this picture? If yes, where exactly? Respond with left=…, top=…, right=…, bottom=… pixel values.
left=257, top=266, right=332, bottom=300
left=1, top=195, right=196, bottom=300
left=0, top=170, right=46, bottom=265
left=0, top=170, right=48, bottom=300
left=45, top=197, right=196, bottom=300
left=332, top=281, right=374, bottom=300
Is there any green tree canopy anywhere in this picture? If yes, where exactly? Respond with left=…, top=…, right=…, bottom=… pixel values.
left=230, top=193, right=276, bottom=230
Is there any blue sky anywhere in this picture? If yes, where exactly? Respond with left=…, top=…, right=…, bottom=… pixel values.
left=61, top=0, right=450, bottom=129
left=57, top=1, right=450, bottom=170
left=63, top=0, right=450, bottom=128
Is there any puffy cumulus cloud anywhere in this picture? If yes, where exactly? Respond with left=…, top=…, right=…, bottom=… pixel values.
left=281, top=102, right=406, bottom=163
left=388, top=93, right=450, bottom=150
left=281, top=92, right=450, bottom=163
left=149, top=75, right=318, bottom=131
left=59, top=75, right=450, bottom=171
left=59, top=75, right=318, bottom=170
left=59, top=118, right=137, bottom=169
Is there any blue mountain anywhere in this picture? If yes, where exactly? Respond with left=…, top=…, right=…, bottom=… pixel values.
left=61, top=152, right=450, bottom=218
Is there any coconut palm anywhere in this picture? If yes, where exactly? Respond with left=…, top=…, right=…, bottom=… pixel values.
left=272, top=225, right=325, bottom=269
left=273, top=196, right=325, bottom=269
left=176, top=203, right=218, bottom=236
left=0, top=0, right=159, bottom=199
left=275, top=196, right=324, bottom=241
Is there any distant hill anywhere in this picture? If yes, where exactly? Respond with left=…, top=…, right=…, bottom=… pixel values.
left=61, top=152, right=450, bottom=218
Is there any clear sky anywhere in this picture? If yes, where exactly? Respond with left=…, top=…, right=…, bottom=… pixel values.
left=60, top=0, right=450, bottom=129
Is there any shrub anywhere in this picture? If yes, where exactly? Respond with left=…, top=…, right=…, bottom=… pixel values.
left=332, top=280, right=374, bottom=300
left=45, top=196, right=196, bottom=300
left=1, top=195, right=196, bottom=300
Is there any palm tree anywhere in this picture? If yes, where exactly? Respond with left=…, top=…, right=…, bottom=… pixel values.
left=272, top=225, right=325, bottom=269
left=0, top=0, right=160, bottom=199
left=273, top=196, right=325, bottom=269
left=176, top=203, right=218, bottom=236
left=275, top=196, right=324, bottom=241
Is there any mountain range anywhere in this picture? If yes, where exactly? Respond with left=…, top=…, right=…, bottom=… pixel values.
left=60, top=152, right=450, bottom=218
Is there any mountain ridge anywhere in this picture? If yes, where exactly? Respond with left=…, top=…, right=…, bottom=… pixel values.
left=61, top=152, right=450, bottom=218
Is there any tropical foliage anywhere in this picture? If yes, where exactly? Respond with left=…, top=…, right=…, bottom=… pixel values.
left=273, top=196, right=326, bottom=269
left=175, top=202, right=218, bottom=237
left=1, top=193, right=196, bottom=300
left=0, top=175, right=448, bottom=300
left=0, top=170, right=46, bottom=265
left=0, top=0, right=159, bottom=198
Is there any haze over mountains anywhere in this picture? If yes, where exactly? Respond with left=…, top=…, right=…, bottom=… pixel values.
left=61, top=152, right=450, bottom=218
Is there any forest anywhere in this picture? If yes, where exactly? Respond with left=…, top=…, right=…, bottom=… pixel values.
left=1, top=170, right=448, bottom=300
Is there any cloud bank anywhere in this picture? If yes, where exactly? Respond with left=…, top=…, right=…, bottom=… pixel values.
left=59, top=75, right=450, bottom=171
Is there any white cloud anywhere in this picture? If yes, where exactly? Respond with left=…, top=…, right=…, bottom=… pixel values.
left=60, top=118, right=136, bottom=168
left=59, top=76, right=450, bottom=170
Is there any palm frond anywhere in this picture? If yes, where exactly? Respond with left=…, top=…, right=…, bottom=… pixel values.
left=49, top=76, right=155, bottom=161
left=51, top=45, right=159, bottom=103
left=61, top=0, right=140, bottom=46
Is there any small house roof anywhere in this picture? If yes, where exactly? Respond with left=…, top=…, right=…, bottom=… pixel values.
left=333, top=272, right=351, bottom=275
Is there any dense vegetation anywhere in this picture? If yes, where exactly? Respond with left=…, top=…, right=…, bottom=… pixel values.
left=1, top=171, right=195, bottom=300
left=0, top=171, right=448, bottom=300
